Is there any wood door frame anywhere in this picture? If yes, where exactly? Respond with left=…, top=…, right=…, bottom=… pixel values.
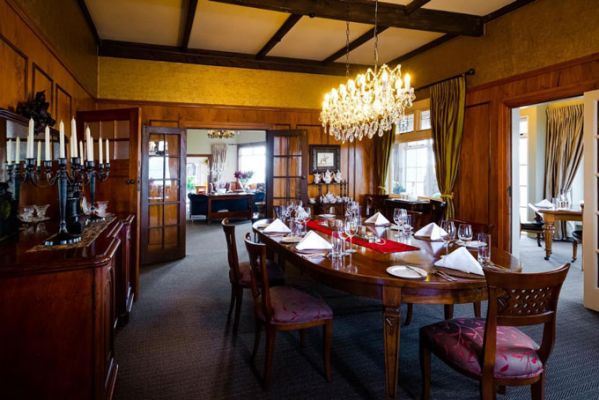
left=141, top=126, right=187, bottom=265
left=265, top=129, right=309, bottom=218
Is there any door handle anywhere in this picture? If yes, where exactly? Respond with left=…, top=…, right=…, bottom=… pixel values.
left=126, top=179, right=136, bottom=185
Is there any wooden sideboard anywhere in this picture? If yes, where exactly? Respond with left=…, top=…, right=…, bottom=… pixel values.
left=0, top=215, right=134, bottom=400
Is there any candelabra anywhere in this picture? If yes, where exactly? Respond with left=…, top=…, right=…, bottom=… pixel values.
left=83, top=160, right=110, bottom=222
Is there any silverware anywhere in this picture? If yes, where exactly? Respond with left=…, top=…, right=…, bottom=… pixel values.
left=435, top=270, right=458, bottom=282
left=405, top=265, right=427, bottom=278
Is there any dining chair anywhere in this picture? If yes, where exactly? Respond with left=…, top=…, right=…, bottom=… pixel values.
left=244, top=233, right=333, bottom=389
left=221, top=218, right=284, bottom=335
left=420, top=264, right=570, bottom=400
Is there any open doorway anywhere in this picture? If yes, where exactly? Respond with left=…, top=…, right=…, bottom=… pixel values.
left=511, top=97, right=584, bottom=268
left=185, top=129, right=267, bottom=224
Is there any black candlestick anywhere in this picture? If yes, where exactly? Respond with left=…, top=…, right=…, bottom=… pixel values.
left=84, top=160, right=110, bottom=223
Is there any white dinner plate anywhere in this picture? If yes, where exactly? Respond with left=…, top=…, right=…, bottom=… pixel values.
left=386, top=265, right=427, bottom=280
left=318, top=214, right=336, bottom=219
left=255, top=221, right=269, bottom=228
left=280, top=236, right=302, bottom=244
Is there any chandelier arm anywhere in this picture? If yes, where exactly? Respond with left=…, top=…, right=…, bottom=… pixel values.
left=373, top=0, right=379, bottom=71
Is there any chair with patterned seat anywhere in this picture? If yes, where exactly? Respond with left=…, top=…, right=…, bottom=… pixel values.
left=420, top=264, right=570, bottom=400
left=244, top=233, right=333, bottom=389
left=222, top=218, right=284, bottom=335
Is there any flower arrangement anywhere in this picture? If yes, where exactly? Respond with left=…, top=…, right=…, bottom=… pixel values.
left=234, top=171, right=254, bottom=180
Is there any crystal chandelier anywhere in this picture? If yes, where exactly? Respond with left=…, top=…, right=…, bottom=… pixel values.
left=320, top=0, right=415, bottom=143
left=207, top=129, right=237, bottom=139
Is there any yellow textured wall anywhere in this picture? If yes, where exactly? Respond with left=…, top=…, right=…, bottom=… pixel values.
left=13, top=0, right=98, bottom=95
left=403, top=0, right=599, bottom=90
left=98, top=57, right=346, bottom=109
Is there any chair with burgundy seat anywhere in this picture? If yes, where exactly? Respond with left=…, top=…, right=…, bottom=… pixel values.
left=244, top=233, right=333, bottom=389
left=420, top=264, right=569, bottom=400
left=222, top=218, right=284, bottom=335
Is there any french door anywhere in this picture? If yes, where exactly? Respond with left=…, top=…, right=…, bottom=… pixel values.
left=141, top=126, right=186, bottom=265
left=266, top=130, right=308, bottom=217
left=583, top=89, right=599, bottom=310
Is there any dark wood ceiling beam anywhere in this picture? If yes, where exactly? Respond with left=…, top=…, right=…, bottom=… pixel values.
left=210, top=0, right=484, bottom=36
left=77, top=0, right=100, bottom=45
left=181, top=0, right=199, bottom=49
left=256, top=14, right=302, bottom=59
left=405, top=0, right=430, bottom=15
left=99, top=40, right=371, bottom=76
left=321, top=26, right=388, bottom=65
left=483, top=0, right=536, bottom=23
left=390, top=33, right=456, bottom=65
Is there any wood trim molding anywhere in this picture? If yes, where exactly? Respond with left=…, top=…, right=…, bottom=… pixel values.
left=0, top=32, right=29, bottom=101
left=5, top=0, right=96, bottom=98
left=32, top=62, right=54, bottom=105
left=77, top=0, right=100, bottom=44
left=391, top=34, right=456, bottom=65
left=54, top=83, right=73, bottom=119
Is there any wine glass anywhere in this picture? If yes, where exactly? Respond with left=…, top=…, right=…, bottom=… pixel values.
left=477, top=233, right=491, bottom=264
left=458, top=224, right=473, bottom=245
left=403, top=214, right=413, bottom=237
left=393, top=208, right=407, bottom=237
left=344, top=217, right=359, bottom=253
left=441, top=220, right=456, bottom=255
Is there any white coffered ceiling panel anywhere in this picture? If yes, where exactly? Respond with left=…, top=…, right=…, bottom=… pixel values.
left=268, top=18, right=372, bottom=61
left=381, top=0, right=515, bottom=16
left=85, top=0, right=184, bottom=46
left=188, top=0, right=289, bottom=54
left=338, top=28, right=443, bottom=65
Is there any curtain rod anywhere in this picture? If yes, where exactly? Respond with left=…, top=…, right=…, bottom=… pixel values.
left=415, top=68, right=475, bottom=92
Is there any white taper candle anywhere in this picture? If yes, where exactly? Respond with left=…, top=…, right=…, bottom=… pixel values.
left=106, top=139, right=110, bottom=163
left=79, top=141, right=84, bottom=162
left=99, top=137, right=103, bottom=165
left=27, top=118, right=34, bottom=158
left=15, top=137, right=20, bottom=163
left=86, top=127, right=93, bottom=162
left=59, top=121, right=65, bottom=158
left=7, top=139, right=12, bottom=164
left=44, top=126, right=51, bottom=161
left=37, top=141, right=41, bottom=166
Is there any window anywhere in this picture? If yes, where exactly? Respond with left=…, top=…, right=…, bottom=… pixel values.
left=519, top=116, right=529, bottom=222
left=389, top=139, right=439, bottom=196
left=237, top=143, right=266, bottom=184
left=397, top=113, right=414, bottom=133
left=420, top=110, right=431, bottom=130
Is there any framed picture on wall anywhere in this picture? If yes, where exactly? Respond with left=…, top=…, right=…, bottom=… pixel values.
left=310, top=145, right=340, bottom=173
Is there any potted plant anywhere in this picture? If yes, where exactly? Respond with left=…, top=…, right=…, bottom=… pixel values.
left=234, top=170, right=254, bottom=192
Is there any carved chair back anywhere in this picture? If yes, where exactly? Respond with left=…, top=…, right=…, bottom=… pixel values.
left=482, top=264, right=570, bottom=376
left=244, top=233, right=273, bottom=323
left=221, top=218, right=241, bottom=284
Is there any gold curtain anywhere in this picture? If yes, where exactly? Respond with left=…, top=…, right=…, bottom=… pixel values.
left=430, top=76, right=466, bottom=219
left=543, top=104, right=584, bottom=238
left=373, top=130, right=394, bottom=194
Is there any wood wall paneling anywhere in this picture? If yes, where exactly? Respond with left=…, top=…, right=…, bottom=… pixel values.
left=31, top=63, right=53, bottom=108
left=0, top=33, right=28, bottom=110
left=54, top=84, right=72, bottom=123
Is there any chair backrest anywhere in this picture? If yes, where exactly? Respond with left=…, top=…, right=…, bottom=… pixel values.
left=451, top=218, right=494, bottom=235
left=244, top=233, right=273, bottom=322
left=482, top=264, right=570, bottom=373
left=429, top=199, right=446, bottom=224
left=221, top=218, right=241, bottom=284
left=407, top=210, right=425, bottom=231
left=362, top=194, right=389, bottom=217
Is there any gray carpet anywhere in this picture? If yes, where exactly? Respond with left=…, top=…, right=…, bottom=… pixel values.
left=114, top=222, right=599, bottom=399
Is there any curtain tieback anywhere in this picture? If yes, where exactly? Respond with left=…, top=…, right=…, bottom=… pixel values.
left=441, top=192, right=454, bottom=200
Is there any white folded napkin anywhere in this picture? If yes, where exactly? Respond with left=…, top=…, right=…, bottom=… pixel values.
left=535, top=199, right=553, bottom=208
left=365, top=212, right=390, bottom=226
left=434, top=247, right=484, bottom=275
left=263, top=218, right=291, bottom=233
left=296, top=231, right=332, bottom=251
left=414, top=222, right=448, bottom=241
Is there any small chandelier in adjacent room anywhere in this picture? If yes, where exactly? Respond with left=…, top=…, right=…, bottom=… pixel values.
left=320, top=0, right=416, bottom=143
left=207, top=129, right=238, bottom=139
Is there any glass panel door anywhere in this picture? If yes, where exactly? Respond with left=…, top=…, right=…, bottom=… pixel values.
left=141, top=126, right=186, bottom=264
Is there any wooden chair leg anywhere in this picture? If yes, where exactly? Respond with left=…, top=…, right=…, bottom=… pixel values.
left=404, top=303, right=414, bottom=326
left=227, top=285, right=236, bottom=318
left=473, top=301, right=482, bottom=318
left=572, top=240, right=578, bottom=262
left=536, top=232, right=542, bottom=247
left=480, top=377, right=497, bottom=400
left=531, top=373, right=545, bottom=400
left=233, top=287, right=243, bottom=335
left=323, top=320, right=333, bottom=382
left=251, top=320, right=262, bottom=361
left=444, top=304, right=454, bottom=320
left=299, top=329, right=305, bottom=348
left=420, top=331, right=431, bottom=400
left=263, top=326, right=277, bottom=389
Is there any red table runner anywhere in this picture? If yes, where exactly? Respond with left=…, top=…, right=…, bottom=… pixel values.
left=307, top=220, right=419, bottom=254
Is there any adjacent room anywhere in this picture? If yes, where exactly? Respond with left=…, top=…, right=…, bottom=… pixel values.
left=2, top=1, right=599, bottom=400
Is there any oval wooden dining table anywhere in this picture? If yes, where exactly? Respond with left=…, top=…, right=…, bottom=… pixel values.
left=253, top=219, right=520, bottom=399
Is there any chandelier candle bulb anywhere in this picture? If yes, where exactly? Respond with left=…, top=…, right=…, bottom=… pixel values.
left=59, top=121, right=65, bottom=158
left=44, top=126, right=51, bottom=161
left=99, top=137, right=103, bottom=165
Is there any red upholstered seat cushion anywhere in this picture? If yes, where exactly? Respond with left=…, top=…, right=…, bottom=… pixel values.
left=235, top=261, right=284, bottom=287
left=257, top=286, right=333, bottom=325
left=422, top=318, right=543, bottom=379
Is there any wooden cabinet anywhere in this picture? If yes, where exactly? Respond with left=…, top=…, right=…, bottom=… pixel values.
left=0, top=215, right=133, bottom=400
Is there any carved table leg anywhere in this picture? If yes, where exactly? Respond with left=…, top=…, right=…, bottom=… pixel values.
left=543, top=221, right=555, bottom=260
left=383, top=286, right=402, bottom=399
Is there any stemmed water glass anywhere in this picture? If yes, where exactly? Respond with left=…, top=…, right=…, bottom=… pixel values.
left=477, top=233, right=491, bottom=264
left=458, top=223, right=473, bottom=245
left=403, top=214, right=413, bottom=237
left=344, top=217, right=359, bottom=253
left=441, top=220, right=456, bottom=255
left=393, top=208, right=407, bottom=237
